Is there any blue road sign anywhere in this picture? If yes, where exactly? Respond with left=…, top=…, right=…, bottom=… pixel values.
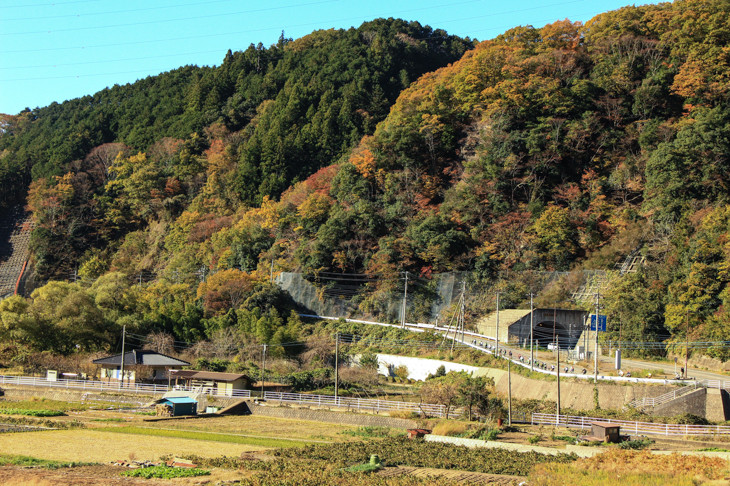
left=590, top=314, right=607, bottom=332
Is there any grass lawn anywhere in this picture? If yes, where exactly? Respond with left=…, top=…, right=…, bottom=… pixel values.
left=0, top=398, right=87, bottom=413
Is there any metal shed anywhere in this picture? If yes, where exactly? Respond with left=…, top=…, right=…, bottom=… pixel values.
left=160, top=396, right=197, bottom=416
left=591, top=422, right=621, bottom=443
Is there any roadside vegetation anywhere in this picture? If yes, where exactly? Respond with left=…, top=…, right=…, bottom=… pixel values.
left=529, top=449, right=729, bottom=486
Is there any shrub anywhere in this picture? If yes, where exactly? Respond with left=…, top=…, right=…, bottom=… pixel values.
left=121, top=465, right=210, bottom=479
left=0, top=409, right=64, bottom=417
left=617, top=438, right=654, bottom=450
left=432, top=421, right=469, bottom=437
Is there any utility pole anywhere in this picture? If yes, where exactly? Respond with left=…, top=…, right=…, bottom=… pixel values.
left=401, top=271, right=409, bottom=328
left=557, top=335, right=561, bottom=418
left=530, top=293, right=534, bottom=371
left=507, top=358, right=512, bottom=426
left=119, top=325, right=126, bottom=389
left=261, top=345, right=267, bottom=397
left=685, top=311, right=690, bottom=379
left=594, top=293, right=600, bottom=384
left=334, top=332, right=339, bottom=400
left=495, top=291, right=500, bottom=358
left=552, top=305, right=557, bottom=353
left=459, top=281, right=466, bottom=344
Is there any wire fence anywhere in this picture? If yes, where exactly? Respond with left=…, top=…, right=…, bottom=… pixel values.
left=531, top=413, right=730, bottom=437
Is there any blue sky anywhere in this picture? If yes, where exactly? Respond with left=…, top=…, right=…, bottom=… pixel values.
left=1, top=0, right=647, bottom=115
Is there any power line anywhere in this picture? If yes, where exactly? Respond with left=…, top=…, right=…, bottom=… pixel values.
left=3, top=0, right=251, bottom=20
left=0, top=0, right=344, bottom=36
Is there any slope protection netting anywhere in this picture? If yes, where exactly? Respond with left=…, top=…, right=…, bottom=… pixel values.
left=0, top=207, right=32, bottom=299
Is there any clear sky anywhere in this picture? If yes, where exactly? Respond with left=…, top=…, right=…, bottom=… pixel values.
left=1, top=0, right=647, bottom=115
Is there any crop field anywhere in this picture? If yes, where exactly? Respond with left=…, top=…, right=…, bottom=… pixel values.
left=1, top=398, right=729, bottom=485
left=96, top=425, right=310, bottom=448
left=137, top=414, right=358, bottom=442
left=0, top=429, right=270, bottom=463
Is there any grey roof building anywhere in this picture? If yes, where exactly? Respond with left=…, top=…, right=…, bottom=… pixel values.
left=93, top=350, right=190, bottom=367
left=92, top=350, right=190, bottom=383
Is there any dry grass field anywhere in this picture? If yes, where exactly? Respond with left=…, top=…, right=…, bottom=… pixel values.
left=0, top=429, right=268, bottom=463
left=137, top=414, right=358, bottom=441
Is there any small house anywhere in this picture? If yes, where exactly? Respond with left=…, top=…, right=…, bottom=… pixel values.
left=169, top=370, right=251, bottom=396
left=92, top=350, right=190, bottom=384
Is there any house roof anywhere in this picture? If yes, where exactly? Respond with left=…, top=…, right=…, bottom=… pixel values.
left=169, top=370, right=249, bottom=382
left=92, top=350, right=190, bottom=367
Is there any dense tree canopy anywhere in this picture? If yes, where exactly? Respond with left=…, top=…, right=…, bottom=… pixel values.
left=2, top=3, right=730, bottom=362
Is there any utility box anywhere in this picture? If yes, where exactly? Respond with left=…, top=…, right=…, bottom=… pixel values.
left=591, top=422, right=620, bottom=443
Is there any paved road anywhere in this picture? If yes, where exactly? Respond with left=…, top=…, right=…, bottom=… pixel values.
left=307, top=314, right=730, bottom=386
left=619, top=357, right=729, bottom=382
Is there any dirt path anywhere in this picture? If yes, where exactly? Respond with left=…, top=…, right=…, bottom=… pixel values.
left=377, top=465, right=525, bottom=485
left=0, top=465, right=245, bottom=485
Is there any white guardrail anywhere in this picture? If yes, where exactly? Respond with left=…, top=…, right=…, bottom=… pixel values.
left=532, top=413, right=730, bottom=436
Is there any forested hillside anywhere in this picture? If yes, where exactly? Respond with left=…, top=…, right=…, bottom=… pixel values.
left=1, top=1, right=730, bottom=364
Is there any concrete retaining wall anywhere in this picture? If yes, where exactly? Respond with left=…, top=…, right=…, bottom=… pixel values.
left=653, top=388, right=707, bottom=418
left=248, top=403, right=417, bottom=429
left=375, top=354, right=479, bottom=381
left=475, top=368, right=677, bottom=411
left=0, top=384, right=165, bottom=404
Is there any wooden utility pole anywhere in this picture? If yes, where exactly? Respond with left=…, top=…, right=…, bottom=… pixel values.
left=556, top=335, right=561, bottom=418
left=530, top=293, right=534, bottom=371
left=685, top=312, right=690, bottom=379
left=119, top=325, right=126, bottom=389
left=594, top=293, right=600, bottom=384
left=508, top=358, right=512, bottom=426
left=401, top=272, right=409, bottom=328
left=261, top=345, right=267, bottom=397
left=495, top=291, right=500, bottom=357
left=334, top=332, right=339, bottom=400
